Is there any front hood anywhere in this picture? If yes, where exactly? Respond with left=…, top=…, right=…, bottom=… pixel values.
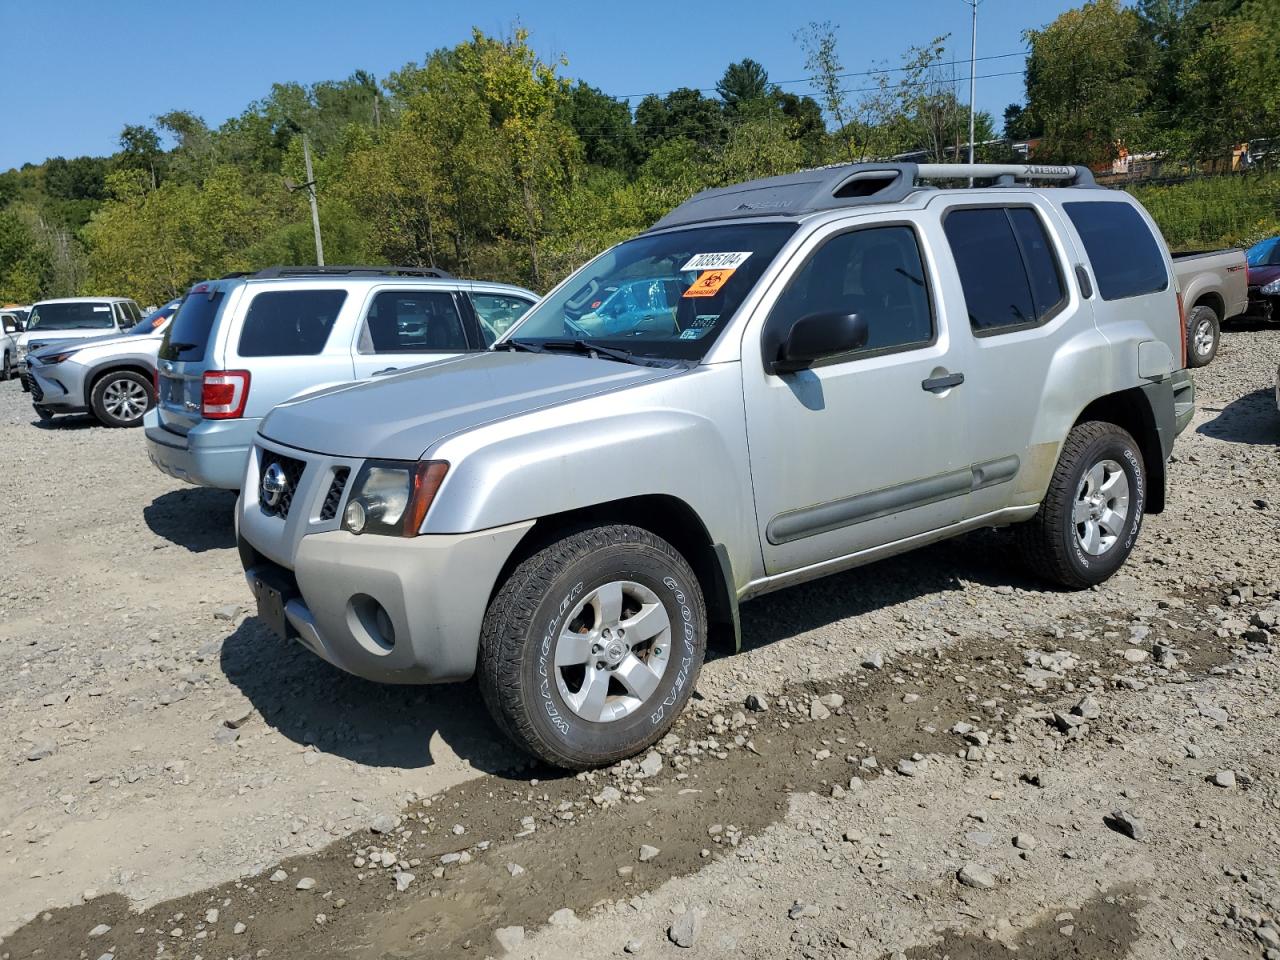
left=259, top=350, right=683, bottom=460
left=20, top=329, right=118, bottom=350
left=1249, top=264, right=1280, bottom=288
left=31, top=331, right=157, bottom=360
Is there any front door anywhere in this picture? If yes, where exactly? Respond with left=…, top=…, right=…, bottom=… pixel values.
left=742, top=216, right=973, bottom=575
left=349, top=287, right=474, bottom=380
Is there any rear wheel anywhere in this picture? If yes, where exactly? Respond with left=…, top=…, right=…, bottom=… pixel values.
left=1016, top=421, right=1145, bottom=589
left=478, top=524, right=706, bottom=770
left=90, top=370, right=153, bottom=428
left=1185, top=304, right=1219, bottom=368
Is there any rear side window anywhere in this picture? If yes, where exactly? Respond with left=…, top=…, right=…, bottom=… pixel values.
left=944, top=206, right=1065, bottom=333
left=358, top=290, right=467, bottom=353
left=238, top=289, right=347, bottom=357
left=472, top=293, right=534, bottom=345
left=160, top=290, right=225, bottom=361
left=1063, top=201, right=1168, bottom=301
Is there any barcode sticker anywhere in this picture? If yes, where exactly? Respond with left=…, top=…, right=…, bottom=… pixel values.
left=680, top=252, right=752, bottom=272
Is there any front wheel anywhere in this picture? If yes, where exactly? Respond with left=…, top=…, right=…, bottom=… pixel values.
left=478, top=524, right=707, bottom=770
left=1016, top=421, right=1145, bottom=589
left=1185, top=305, right=1220, bottom=368
left=1, top=352, right=11, bottom=381
left=91, top=370, right=154, bottom=428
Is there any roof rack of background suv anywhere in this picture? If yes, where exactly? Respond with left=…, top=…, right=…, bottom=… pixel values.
left=647, top=162, right=1099, bottom=232
left=249, top=265, right=455, bottom=280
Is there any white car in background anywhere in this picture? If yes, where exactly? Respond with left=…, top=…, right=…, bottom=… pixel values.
left=17, top=297, right=145, bottom=392
left=0, top=309, right=23, bottom=381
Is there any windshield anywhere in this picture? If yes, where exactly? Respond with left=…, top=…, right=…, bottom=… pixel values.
left=1247, top=238, right=1280, bottom=267
left=27, top=302, right=116, bottom=331
left=132, top=298, right=183, bottom=335
left=507, top=222, right=797, bottom=361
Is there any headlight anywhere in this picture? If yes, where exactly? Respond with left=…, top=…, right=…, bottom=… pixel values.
left=17, top=344, right=28, bottom=359
left=1262, top=279, right=1280, bottom=296
left=341, top=459, right=449, bottom=537
left=40, top=350, right=78, bottom=365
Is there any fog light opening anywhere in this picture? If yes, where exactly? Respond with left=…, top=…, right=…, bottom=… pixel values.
left=349, top=594, right=395, bottom=654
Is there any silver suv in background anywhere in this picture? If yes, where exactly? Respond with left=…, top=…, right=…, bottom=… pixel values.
left=17, top=297, right=145, bottom=391
left=144, top=266, right=537, bottom=490
left=26, top=298, right=183, bottom=427
left=237, top=163, right=1195, bottom=770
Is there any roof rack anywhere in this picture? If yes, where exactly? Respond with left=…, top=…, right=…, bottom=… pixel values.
left=647, top=162, right=1098, bottom=232
left=248, top=265, right=455, bottom=280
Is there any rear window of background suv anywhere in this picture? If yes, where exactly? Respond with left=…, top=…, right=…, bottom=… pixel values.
left=237, top=289, right=348, bottom=357
left=1063, top=201, right=1169, bottom=302
left=159, top=290, right=225, bottom=362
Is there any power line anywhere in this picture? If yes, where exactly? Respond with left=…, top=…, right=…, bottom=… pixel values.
left=607, top=50, right=1028, bottom=101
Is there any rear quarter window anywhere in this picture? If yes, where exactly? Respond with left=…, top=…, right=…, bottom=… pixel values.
left=1063, top=201, right=1168, bottom=301
left=237, top=289, right=347, bottom=358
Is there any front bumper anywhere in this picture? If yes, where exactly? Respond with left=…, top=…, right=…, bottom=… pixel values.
left=240, top=522, right=533, bottom=684
left=144, top=410, right=257, bottom=490
left=28, top=365, right=87, bottom=413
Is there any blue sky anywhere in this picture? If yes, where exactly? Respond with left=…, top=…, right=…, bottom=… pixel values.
left=0, top=0, right=1081, bottom=171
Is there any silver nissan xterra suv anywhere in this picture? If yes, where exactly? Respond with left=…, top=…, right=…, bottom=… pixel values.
left=237, top=163, right=1196, bottom=770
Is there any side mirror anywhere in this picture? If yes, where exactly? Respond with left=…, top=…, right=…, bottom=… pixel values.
left=771, top=312, right=869, bottom=374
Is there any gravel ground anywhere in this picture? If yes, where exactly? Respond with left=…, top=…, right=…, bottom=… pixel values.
left=0, top=322, right=1277, bottom=959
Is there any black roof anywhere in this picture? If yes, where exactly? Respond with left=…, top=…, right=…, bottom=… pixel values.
left=647, top=162, right=1098, bottom=232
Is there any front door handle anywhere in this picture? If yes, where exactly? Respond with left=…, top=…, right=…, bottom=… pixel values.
left=372, top=367, right=399, bottom=377
left=922, top=372, right=964, bottom=393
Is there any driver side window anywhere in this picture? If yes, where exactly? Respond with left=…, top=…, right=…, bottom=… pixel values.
left=767, top=225, right=934, bottom=360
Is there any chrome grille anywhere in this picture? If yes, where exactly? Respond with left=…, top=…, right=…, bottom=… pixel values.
left=319, top=468, right=350, bottom=521
left=259, top=451, right=306, bottom=519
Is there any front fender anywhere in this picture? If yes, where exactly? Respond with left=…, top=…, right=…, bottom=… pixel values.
left=422, top=365, right=758, bottom=586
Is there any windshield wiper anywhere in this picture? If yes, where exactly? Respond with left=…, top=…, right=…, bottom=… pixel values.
left=495, top=337, right=685, bottom=368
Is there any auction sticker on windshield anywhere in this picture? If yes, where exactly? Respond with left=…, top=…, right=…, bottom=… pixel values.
left=680, top=251, right=752, bottom=271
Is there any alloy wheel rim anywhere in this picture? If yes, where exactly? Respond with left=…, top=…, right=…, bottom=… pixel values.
left=1194, top=319, right=1214, bottom=356
left=103, top=379, right=148, bottom=421
left=1073, top=459, right=1130, bottom=556
left=553, top=580, right=672, bottom=723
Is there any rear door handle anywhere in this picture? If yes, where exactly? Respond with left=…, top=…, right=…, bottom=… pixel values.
left=922, top=372, right=964, bottom=393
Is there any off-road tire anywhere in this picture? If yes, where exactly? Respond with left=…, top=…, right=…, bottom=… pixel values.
left=20, top=372, right=29, bottom=392
left=478, top=524, right=707, bottom=770
left=1185, top=304, right=1220, bottom=368
left=0, top=352, right=10, bottom=381
left=90, top=370, right=154, bottom=428
left=1016, top=421, right=1145, bottom=589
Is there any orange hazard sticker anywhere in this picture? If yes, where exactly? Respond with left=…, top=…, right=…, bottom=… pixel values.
left=682, top=269, right=735, bottom=298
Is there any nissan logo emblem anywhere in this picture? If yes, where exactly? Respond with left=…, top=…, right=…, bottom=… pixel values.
left=261, top=462, right=289, bottom=508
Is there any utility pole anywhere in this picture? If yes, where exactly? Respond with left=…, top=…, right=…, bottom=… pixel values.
left=302, top=134, right=325, bottom=266
left=966, top=0, right=979, bottom=166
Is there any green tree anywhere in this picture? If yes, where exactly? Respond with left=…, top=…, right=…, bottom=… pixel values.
left=559, top=82, right=639, bottom=171
left=717, top=59, right=772, bottom=117
left=634, top=88, right=726, bottom=154
left=796, top=21, right=854, bottom=160
left=1023, top=0, right=1153, bottom=165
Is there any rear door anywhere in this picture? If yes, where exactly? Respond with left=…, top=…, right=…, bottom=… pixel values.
left=349, top=286, right=475, bottom=379
left=156, top=283, right=238, bottom=437
left=931, top=196, right=1094, bottom=517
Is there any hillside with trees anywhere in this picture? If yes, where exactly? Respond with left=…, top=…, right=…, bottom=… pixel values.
left=0, top=0, right=1276, bottom=305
